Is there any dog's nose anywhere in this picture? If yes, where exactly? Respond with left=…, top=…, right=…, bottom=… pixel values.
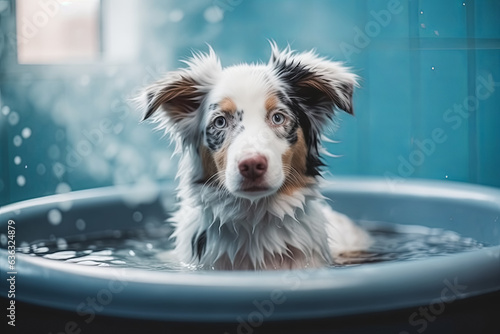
left=238, top=155, right=268, bottom=180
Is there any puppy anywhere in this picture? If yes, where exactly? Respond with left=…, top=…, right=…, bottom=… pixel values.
left=139, top=43, right=371, bottom=270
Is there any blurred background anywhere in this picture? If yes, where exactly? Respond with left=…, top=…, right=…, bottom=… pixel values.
left=0, top=0, right=498, bottom=206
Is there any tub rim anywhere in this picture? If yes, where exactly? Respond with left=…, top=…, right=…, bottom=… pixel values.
left=1, top=177, right=499, bottom=322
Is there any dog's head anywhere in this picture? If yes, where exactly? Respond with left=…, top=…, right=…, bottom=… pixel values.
left=140, top=43, right=358, bottom=200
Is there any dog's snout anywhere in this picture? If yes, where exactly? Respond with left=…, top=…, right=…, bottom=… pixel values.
left=238, top=155, right=268, bottom=180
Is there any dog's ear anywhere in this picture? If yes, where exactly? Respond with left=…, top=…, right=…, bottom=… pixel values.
left=268, top=42, right=358, bottom=116
left=138, top=48, right=222, bottom=145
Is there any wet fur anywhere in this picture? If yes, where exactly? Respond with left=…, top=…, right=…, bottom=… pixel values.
left=139, top=42, right=371, bottom=270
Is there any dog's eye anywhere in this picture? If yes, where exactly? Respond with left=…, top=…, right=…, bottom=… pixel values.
left=213, top=116, right=227, bottom=129
left=271, top=112, right=286, bottom=125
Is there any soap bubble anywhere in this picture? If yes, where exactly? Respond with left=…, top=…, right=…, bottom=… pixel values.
left=133, top=211, right=143, bottom=222
left=169, top=9, right=184, bottom=22
left=56, top=182, right=71, bottom=194
left=14, top=156, right=21, bottom=165
left=58, top=200, right=73, bottom=211
left=36, top=163, right=46, bottom=175
left=13, top=135, right=22, bottom=147
left=57, top=238, right=68, bottom=250
left=76, top=219, right=86, bottom=231
left=21, top=127, right=32, bottom=138
left=204, top=6, right=224, bottom=23
left=52, top=162, right=66, bottom=178
left=56, top=184, right=73, bottom=211
left=48, top=209, right=62, bottom=225
left=8, top=111, right=19, bottom=125
left=0, top=234, right=7, bottom=246
left=16, top=175, right=26, bottom=187
left=1, top=105, right=10, bottom=116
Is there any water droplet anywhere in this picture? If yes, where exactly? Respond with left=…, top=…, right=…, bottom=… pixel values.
left=445, top=175, right=448, bottom=178
left=204, top=6, right=224, bottom=23
left=13, top=135, right=22, bottom=147
left=57, top=238, right=68, bottom=250
left=1, top=105, right=10, bottom=116
left=58, top=200, right=73, bottom=211
left=420, top=23, right=426, bottom=28
left=21, top=127, right=32, bottom=139
left=14, top=156, right=21, bottom=165
left=420, top=10, right=423, bottom=14
left=463, top=2, right=466, bottom=6
left=36, top=163, right=46, bottom=175
left=0, top=234, right=7, bottom=246
left=52, top=162, right=66, bottom=178
left=16, top=175, right=26, bottom=187
left=56, top=182, right=71, bottom=194
left=133, top=211, right=143, bottom=222
left=76, top=219, right=86, bottom=231
left=48, top=209, right=62, bottom=225
left=169, top=9, right=184, bottom=22
left=7, top=111, right=19, bottom=125
left=431, top=66, right=435, bottom=70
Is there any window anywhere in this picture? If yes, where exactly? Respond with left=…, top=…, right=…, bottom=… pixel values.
left=15, top=0, right=100, bottom=64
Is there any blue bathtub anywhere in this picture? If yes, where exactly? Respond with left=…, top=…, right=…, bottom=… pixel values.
left=1, top=178, right=499, bottom=333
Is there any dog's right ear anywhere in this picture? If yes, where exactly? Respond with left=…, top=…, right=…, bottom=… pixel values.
left=137, top=48, right=222, bottom=144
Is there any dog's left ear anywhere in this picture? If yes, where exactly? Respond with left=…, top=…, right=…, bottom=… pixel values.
left=269, top=43, right=359, bottom=115
left=137, top=48, right=222, bottom=146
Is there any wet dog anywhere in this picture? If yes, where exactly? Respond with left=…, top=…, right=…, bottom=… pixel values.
left=139, top=43, right=371, bottom=270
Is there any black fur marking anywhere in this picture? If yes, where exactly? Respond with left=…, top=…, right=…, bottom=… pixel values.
left=277, top=92, right=324, bottom=177
left=286, top=120, right=299, bottom=145
left=205, top=125, right=226, bottom=151
left=205, top=109, right=244, bottom=151
left=143, top=92, right=157, bottom=120
left=236, top=109, right=244, bottom=122
left=192, top=230, right=207, bottom=260
left=271, top=55, right=353, bottom=176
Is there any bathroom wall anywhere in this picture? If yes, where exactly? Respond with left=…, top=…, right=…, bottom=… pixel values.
left=0, top=0, right=499, bottom=205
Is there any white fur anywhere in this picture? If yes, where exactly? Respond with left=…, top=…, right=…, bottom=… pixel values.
left=140, top=43, right=371, bottom=270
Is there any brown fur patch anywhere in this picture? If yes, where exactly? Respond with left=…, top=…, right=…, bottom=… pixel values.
left=212, top=142, right=229, bottom=183
left=300, top=76, right=336, bottom=102
left=279, top=128, right=315, bottom=196
left=265, top=94, right=278, bottom=112
left=199, top=146, right=218, bottom=183
left=148, top=77, right=200, bottom=121
left=219, top=97, right=237, bottom=114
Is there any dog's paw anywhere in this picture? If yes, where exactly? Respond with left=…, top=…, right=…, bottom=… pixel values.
left=321, top=203, right=373, bottom=258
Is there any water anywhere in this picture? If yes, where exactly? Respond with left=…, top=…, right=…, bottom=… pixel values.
left=18, top=221, right=483, bottom=271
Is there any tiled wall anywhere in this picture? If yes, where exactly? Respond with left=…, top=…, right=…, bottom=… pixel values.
left=0, top=0, right=499, bottom=205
